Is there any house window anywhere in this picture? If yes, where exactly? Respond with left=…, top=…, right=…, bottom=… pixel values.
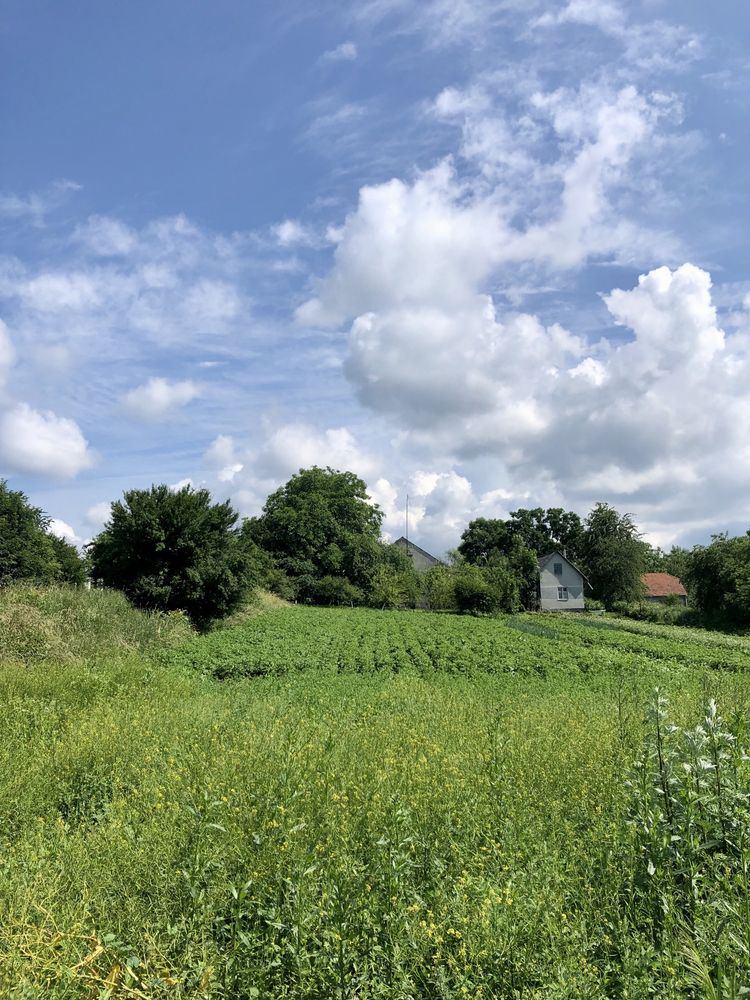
left=553, top=562, right=563, bottom=576
left=557, top=586, right=568, bottom=601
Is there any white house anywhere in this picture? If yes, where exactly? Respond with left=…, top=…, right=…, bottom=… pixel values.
left=538, top=550, right=587, bottom=611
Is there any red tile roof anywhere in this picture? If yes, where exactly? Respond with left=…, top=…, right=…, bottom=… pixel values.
left=641, top=572, right=688, bottom=598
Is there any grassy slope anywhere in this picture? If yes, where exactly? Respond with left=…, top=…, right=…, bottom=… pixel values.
left=1, top=588, right=750, bottom=997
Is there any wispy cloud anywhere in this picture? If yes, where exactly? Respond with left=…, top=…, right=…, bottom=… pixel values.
left=321, top=40, right=358, bottom=62
left=0, top=179, right=81, bottom=227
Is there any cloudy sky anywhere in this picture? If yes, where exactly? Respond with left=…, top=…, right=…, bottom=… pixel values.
left=1, top=0, right=749, bottom=555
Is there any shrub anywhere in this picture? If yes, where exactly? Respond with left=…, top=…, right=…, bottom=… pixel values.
left=584, top=597, right=606, bottom=612
left=313, top=576, right=363, bottom=606
left=88, top=484, right=253, bottom=628
left=423, top=564, right=456, bottom=611
left=611, top=600, right=693, bottom=627
left=453, top=563, right=518, bottom=614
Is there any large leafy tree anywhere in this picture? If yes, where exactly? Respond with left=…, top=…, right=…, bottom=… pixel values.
left=0, top=480, right=57, bottom=584
left=580, top=502, right=646, bottom=607
left=0, top=481, right=86, bottom=586
left=247, top=467, right=383, bottom=602
left=459, top=508, right=584, bottom=565
left=88, top=484, right=251, bottom=626
left=458, top=507, right=583, bottom=608
left=687, top=532, right=750, bottom=626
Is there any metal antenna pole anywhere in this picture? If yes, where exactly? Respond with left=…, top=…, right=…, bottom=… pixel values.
left=406, top=494, right=410, bottom=555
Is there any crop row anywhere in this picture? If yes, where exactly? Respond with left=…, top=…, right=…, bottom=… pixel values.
left=155, top=606, right=749, bottom=681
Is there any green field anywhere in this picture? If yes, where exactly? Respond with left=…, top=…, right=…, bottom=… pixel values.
left=2, top=588, right=750, bottom=998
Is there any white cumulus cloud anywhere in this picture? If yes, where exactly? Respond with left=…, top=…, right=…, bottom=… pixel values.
left=48, top=518, right=82, bottom=546
left=0, top=403, right=94, bottom=479
left=122, top=377, right=201, bottom=421
left=85, top=501, right=112, bottom=528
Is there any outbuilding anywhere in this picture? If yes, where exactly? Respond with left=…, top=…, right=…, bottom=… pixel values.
left=641, top=573, right=688, bottom=606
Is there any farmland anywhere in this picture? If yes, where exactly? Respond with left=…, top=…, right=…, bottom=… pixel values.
left=2, top=589, right=750, bottom=997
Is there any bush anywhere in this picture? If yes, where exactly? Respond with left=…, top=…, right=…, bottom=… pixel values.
left=453, top=564, right=518, bottom=614
left=611, top=600, right=693, bottom=627
left=264, top=566, right=297, bottom=602
left=368, top=564, right=419, bottom=609
left=423, top=565, right=456, bottom=611
left=313, top=576, right=363, bottom=606
left=88, top=484, right=254, bottom=628
left=584, top=597, right=606, bottom=612
left=48, top=535, right=87, bottom=586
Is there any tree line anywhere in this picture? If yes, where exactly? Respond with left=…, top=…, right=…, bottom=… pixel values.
left=1, top=471, right=748, bottom=630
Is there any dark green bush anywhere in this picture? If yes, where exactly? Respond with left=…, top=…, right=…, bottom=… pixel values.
left=88, top=484, right=254, bottom=628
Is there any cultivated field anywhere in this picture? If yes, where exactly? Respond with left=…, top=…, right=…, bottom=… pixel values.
left=2, top=588, right=750, bottom=997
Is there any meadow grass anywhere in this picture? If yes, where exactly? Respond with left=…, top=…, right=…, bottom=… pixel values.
left=1, top=588, right=750, bottom=997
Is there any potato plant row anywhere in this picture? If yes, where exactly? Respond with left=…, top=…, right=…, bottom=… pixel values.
left=157, top=606, right=749, bottom=681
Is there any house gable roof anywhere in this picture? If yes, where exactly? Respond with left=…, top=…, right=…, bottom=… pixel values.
left=641, top=572, right=688, bottom=598
left=538, top=550, right=591, bottom=587
left=393, top=536, right=442, bottom=565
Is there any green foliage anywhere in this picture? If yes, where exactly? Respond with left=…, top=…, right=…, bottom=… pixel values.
left=452, top=561, right=519, bottom=614
left=313, top=575, right=363, bottom=606
left=48, top=533, right=87, bottom=586
left=612, top=599, right=694, bottom=626
left=422, top=563, right=456, bottom=610
left=584, top=597, right=606, bottom=611
left=248, top=466, right=383, bottom=603
left=459, top=507, right=584, bottom=566
left=368, top=563, right=418, bottom=609
left=625, top=692, right=750, bottom=992
left=88, top=484, right=252, bottom=627
left=7, top=595, right=750, bottom=995
left=581, top=502, right=646, bottom=607
left=0, top=479, right=57, bottom=584
left=687, top=532, right=750, bottom=628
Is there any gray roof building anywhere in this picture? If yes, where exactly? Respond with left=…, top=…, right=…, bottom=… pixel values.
left=393, top=536, right=442, bottom=572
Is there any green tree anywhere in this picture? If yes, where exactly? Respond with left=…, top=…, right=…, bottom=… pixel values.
left=640, top=542, right=666, bottom=572
left=663, top=545, right=692, bottom=589
left=505, top=537, right=540, bottom=610
left=248, top=467, right=383, bottom=603
left=453, top=561, right=519, bottom=614
left=88, top=484, right=252, bottom=627
left=48, top=534, right=87, bottom=586
left=687, top=532, right=750, bottom=627
left=368, top=543, right=420, bottom=609
left=0, top=480, right=57, bottom=584
left=581, top=502, right=646, bottom=608
left=458, top=517, right=514, bottom=564
left=423, top=564, right=456, bottom=611
left=459, top=508, right=580, bottom=609
left=544, top=507, right=585, bottom=561
left=459, top=508, right=584, bottom=568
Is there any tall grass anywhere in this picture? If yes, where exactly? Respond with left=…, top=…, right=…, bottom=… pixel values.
left=1, top=590, right=750, bottom=996
left=0, top=584, right=192, bottom=665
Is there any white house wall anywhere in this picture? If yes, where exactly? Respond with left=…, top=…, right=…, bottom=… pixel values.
left=539, top=558, right=585, bottom=611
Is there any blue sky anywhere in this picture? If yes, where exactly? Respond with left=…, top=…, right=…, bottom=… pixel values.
left=1, top=0, right=749, bottom=554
